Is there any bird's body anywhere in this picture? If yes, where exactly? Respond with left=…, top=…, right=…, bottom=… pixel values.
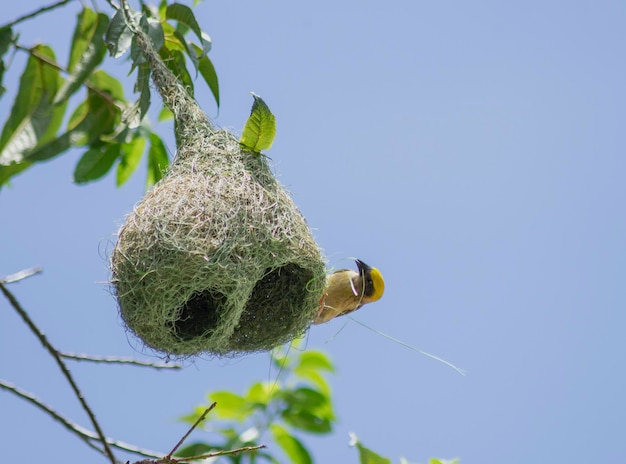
left=314, top=259, right=385, bottom=324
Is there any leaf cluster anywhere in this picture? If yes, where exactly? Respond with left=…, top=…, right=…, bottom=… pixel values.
left=178, top=348, right=335, bottom=464
left=176, top=346, right=456, bottom=464
left=0, top=0, right=219, bottom=189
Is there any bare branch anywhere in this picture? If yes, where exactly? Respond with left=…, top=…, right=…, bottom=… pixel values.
left=0, top=282, right=117, bottom=464
left=3, top=0, right=75, bottom=29
left=12, top=44, right=124, bottom=109
left=0, top=379, right=164, bottom=459
left=166, top=403, right=217, bottom=459
left=60, top=352, right=183, bottom=370
left=0, top=379, right=107, bottom=457
left=0, top=266, right=42, bottom=284
left=181, top=444, right=267, bottom=461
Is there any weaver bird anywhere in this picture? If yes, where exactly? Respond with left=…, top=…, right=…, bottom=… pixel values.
left=314, top=259, right=385, bottom=324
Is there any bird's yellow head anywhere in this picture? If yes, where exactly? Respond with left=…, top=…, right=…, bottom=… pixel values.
left=355, top=259, right=385, bottom=303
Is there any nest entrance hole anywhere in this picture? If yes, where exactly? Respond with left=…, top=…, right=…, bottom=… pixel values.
left=229, top=263, right=315, bottom=350
left=172, top=289, right=226, bottom=341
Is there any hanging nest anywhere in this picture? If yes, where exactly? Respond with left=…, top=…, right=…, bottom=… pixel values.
left=110, top=10, right=326, bottom=356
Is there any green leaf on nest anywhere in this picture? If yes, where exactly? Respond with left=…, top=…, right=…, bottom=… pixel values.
left=240, top=93, right=276, bottom=154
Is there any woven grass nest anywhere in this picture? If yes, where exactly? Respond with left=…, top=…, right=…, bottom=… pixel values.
left=110, top=15, right=326, bottom=356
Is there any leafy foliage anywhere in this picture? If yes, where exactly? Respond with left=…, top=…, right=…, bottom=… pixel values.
left=177, top=346, right=452, bottom=464
left=178, top=347, right=335, bottom=463
left=0, top=1, right=219, bottom=188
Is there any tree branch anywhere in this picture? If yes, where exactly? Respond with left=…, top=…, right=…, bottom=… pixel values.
left=60, top=352, right=183, bottom=370
left=12, top=44, right=123, bottom=109
left=166, top=403, right=217, bottom=459
left=0, top=281, right=118, bottom=464
left=3, top=0, right=75, bottom=29
left=182, top=444, right=267, bottom=461
left=0, top=379, right=107, bottom=457
left=0, top=379, right=164, bottom=459
left=0, top=266, right=42, bottom=284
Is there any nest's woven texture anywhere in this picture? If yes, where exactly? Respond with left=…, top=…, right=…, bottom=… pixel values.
left=110, top=14, right=326, bottom=356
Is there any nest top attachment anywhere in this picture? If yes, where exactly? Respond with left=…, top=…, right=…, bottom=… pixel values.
left=110, top=4, right=326, bottom=356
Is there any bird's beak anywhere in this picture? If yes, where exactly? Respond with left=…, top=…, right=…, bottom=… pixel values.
left=355, top=259, right=372, bottom=274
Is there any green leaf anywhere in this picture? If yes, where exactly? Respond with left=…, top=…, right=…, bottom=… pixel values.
left=88, top=69, right=125, bottom=100
left=74, top=144, right=121, bottom=184
left=67, top=99, right=89, bottom=130
left=291, top=351, right=334, bottom=395
left=0, top=45, right=66, bottom=170
left=281, top=408, right=332, bottom=434
left=208, top=391, right=252, bottom=421
left=168, top=26, right=191, bottom=53
left=191, top=43, right=219, bottom=107
left=132, top=62, right=151, bottom=126
left=66, top=89, right=121, bottom=148
left=0, top=162, right=30, bottom=187
left=55, top=9, right=109, bottom=104
left=162, top=47, right=193, bottom=94
left=146, top=132, right=169, bottom=187
left=349, top=434, right=392, bottom=464
left=25, top=131, right=73, bottom=162
left=240, top=93, right=276, bottom=154
left=245, top=381, right=274, bottom=406
left=294, top=351, right=334, bottom=374
left=0, top=27, right=15, bottom=99
left=0, top=61, right=6, bottom=99
left=144, top=16, right=165, bottom=52
left=295, top=370, right=331, bottom=396
left=116, top=133, right=145, bottom=186
left=166, top=3, right=206, bottom=49
left=270, top=424, right=313, bottom=464
left=158, top=106, right=173, bottom=121
left=285, top=387, right=330, bottom=412
left=105, top=8, right=134, bottom=58
left=0, top=27, right=14, bottom=58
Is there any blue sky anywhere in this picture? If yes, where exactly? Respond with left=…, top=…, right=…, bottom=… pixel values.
left=2, top=0, right=625, bottom=463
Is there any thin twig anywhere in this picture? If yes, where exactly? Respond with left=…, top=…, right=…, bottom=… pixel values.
left=0, top=266, right=42, bottom=284
left=0, top=282, right=117, bottom=464
left=0, top=379, right=107, bottom=457
left=0, top=379, right=164, bottom=459
left=60, top=352, right=183, bottom=369
left=3, top=0, right=75, bottom=29
left=182, top=444, right=266, bottom=461
left=105, top=0, right=120, bottom=10
left=13, top=44, right=123, bottom=109
left=166, top=403, right=217, bottom=459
